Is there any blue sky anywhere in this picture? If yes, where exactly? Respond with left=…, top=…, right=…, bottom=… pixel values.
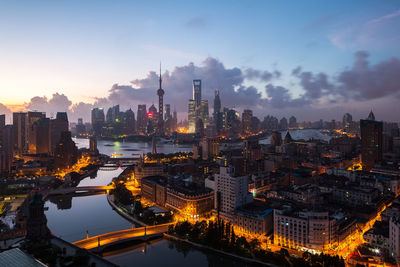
left=0, top=0, right=399, bottom=121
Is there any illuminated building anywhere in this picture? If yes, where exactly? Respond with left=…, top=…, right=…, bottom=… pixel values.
left=31, top=118, right=50, bottom=154
left=214, top=165, right=253, bottom=221
left=199, top=137, right=219, bottom=160
left=133, top=162, right=164, bottom=185
left=274, top=208, right=336, bottom=251
left=360, top=110, right=383, bottom=171
left=213, top=90, right=223, bottom=134
left=234, top=202, right=273, bottom=236
left=26, top=112, right=46, bottom=153
left=188, top=99, right=196, bottom=133
left=200, top=100, right=209, bottom=128
left=141, top=175, right=214, bottom=218
left=332, top=186, right=379, bottom=206
left=343, top=113, right=352, bottom=130
left=193, top=79, right=201, bottom=107
left=389, top=216, right=400, bottom=263
left=106, top=105, right=120, bottom=123
left=76, top=118, right=86, bottom=135
left=242, top=109, right=252, bottom=135
left=137, top=105, right=147, bottom=134
left=91, top=108, right=105, bottom=136
left=157, top=64, right=165, bottom=135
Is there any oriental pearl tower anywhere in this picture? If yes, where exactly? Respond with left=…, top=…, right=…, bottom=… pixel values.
left=157, top=63, right=165, bottom=135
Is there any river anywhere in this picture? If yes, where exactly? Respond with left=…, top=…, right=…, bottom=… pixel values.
left=44, top=130, right=328, bottom=266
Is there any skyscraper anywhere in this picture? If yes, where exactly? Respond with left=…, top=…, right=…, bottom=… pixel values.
left=360, top=110, right=383, bottom=171
left=13, top=112, right=27, bottom=152
left=242, top=109, right=253, bottom=135
left=91, top=108, right=105, bottom=136
left=193, top=80, right=201, bottom=107
left=26, top=112, right=46, bottom=153
left=213, top=91, right=222, bottom=134
left=157, top=64, right=165, bottom=135
left=137, top=105, right=147, bottom=134
left=289, top=116, right=297, bottom=128
left=188, top=100, right=196, bottom=133
left=200, top=100, right=209, bottom=128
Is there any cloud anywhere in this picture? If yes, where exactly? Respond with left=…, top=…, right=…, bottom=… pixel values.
left=5, top=52, right=400, bottom=122
left=337, top=51, right=400, bottom=100
left=0, top=103, right=12, bottom=122
left=292, top=67, right=333, bottom=99
left=368, top=9, right=400, bottom=25
left=265, top=84, right=309, bottom=108
left=245, top=68, right=281, bottom=82
left=328, top=10, right=400, bottom=50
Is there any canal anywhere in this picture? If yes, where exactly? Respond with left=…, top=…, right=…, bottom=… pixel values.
left=44, top=131, right=327, bottom=266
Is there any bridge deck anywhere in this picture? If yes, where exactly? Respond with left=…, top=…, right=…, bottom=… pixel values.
left=73, top=224, right=171, bottom=250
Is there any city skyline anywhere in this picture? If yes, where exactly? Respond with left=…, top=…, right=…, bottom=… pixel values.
left=1, top=1, right=400, bottom=122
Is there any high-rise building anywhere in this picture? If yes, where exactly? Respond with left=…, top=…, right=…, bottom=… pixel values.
left=106, top=105, right=120, bottom=123
left=31, top=118, right=50, bottom=154
left=164, top=104, right=171, bottom=121
left=0, top=125, right=13, bottom=174
left=289, top=116, right=297, bottom=128
left=157, top=64, right=165, bottom=135
left=26, top=112, right=46, bottom=153
left=200, top=100, right=209, bottom=128
left=390, top=217, right=400, bottom=263
left=214, top=165, right=253, bottom=221
left=279, top=117, right=288, bottom=130
left=49, top=112, right=69, bottom=155
left=193, top=80, right=201, bottom=107
left=13, top=112, right=27, bottom=152
left=124, top=108, right=135, bottom=135
left=188, top=100, right=196, bottom=133
left=242, top=109, right=253, bottom=135
left=172, top=108, right=178, bottom=132
left=343, top=113, right=352, bottom=129
left=54, top=131, right=78, bottom=169
left=76, top=118, right=86, bottom=135
left=137, top=105, right=147, bottom=134
left=91, top=108, right=105, bottom=136
left=213, top=90, right=222, bottom=134
left=360, top=110, right=383, bottom=171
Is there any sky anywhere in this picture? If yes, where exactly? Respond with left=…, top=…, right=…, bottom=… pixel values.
left=0, top=0, right=400, bottom=123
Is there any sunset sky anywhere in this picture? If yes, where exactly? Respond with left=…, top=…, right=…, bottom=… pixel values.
left=1, top=0, right=400, bottom=122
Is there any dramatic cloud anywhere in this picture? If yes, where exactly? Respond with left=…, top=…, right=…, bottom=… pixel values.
left=292, top=67, right=333, bottom=99
left=265, top=84, right=309, bottom=108
left=3, top=51, right=400, bottom=122
left=337, top=51, right=400, bottom=100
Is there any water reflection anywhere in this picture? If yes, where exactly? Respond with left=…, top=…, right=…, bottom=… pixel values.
left=104, top=238, right=262, bottom=267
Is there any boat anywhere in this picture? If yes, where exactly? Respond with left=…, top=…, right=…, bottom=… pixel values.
left=111, top=153, right=123, bottom=158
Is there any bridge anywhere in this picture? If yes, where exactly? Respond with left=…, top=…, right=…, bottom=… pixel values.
left=47, top=186, right=114, bottom=196
left=73, top=223, right=172, bottom=251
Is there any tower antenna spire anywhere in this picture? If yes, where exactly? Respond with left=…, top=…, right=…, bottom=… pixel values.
left=159, top=61, right=162, bottom=90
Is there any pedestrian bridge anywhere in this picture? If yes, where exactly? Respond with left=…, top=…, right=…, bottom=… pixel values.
left=72, top=223, right=172, bottom=251
left=47, top=186, right=114, bottom=196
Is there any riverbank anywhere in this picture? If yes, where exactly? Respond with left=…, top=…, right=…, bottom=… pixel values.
left=164, top=234, right=277, bottom=267
left=106, top=194, right=147, bottom=227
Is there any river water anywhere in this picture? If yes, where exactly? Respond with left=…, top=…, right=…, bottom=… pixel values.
left=44, top=130, right=328, bottom=266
